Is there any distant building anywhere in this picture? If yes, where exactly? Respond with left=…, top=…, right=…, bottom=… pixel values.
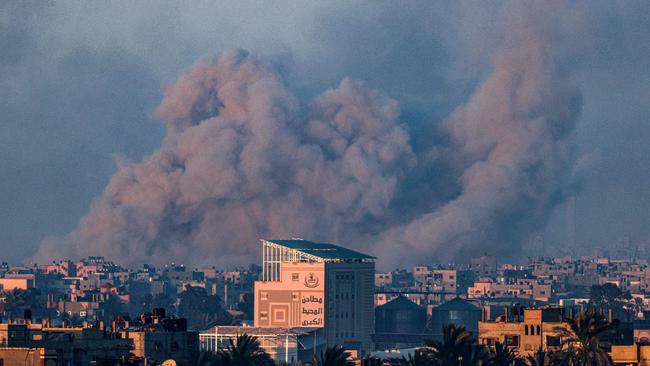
left=373, top=295, right=429, bottom=350
left=478, top=307, right=568, bottom=356
left=471, top=255, right=497, bottom=278
left=468, top=278, right=552, bottom=301
left=610, top=344, right=650, bottom=365
left=412, top=267, right=457, bottom=298
left=375, top=273, right=392, bottom=288
left=633, top=311, right=650, bottom=343
left=376, top=295, right=426, bottom=334
left=121, top=308, right=199, bottom=366
left=254, top=239, right=375, bottom=354
left=0, top=348, right=46, bottom=366
left=0, top=277, right=34, bottom=290
left=430, top=297, right=482, bottom=339
left=0, top=321, right=132, bottom=365
left=199, top=326, right=314, bottom=363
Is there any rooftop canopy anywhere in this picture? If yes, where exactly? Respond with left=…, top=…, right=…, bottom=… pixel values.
left=262, top=239, right=375, bottom=262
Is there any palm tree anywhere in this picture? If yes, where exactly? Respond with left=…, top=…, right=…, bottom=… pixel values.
left=311, top=345, right=353, bottom=366
left=218, top=333, right=275, bottom=366
left=487, top=342, right=526, bottom=366
left=553, top=309, right=615, bottom=366
left=524, top=349, right=561, bottom=366
left=196, top=350, right=221, bottom=366
left=423, top=324, right=488, bottom=366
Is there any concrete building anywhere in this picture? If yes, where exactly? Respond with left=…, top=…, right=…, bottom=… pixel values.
left=0, top=347, right=47, bottom=366
left=478, top=307, right=568, bottom=356
left=254, top=239, right=375, bottom=354
left=0, top=277, right=34, bottom=290
left=374, top=273, right=392, bottom=288
left=0, top=321, right=132, bottom=365
left=468, top=278, right=552, bottom=301
left=121, top=309, right=199, bottom=366
left=471, top=255, right=497, bottom=278
left=611, top=344, right=650, bottom=365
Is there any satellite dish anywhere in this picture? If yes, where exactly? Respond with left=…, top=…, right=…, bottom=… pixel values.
left=162, top=360, right=177, bottom=366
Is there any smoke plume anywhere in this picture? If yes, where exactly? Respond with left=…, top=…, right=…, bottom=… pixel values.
left=36, top=6, right=581, bottom=267
left=36, top=50, right=415, bottom=266
left=374, top=10, right=581, bottom=266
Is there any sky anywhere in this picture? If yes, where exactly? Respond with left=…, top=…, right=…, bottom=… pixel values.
left=2, top=1, right=650, bottom=267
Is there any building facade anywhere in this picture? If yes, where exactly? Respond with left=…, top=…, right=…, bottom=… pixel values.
left=199, top=326, right=308, bottom=363
left=478, top=307, right=568, bottom=356
left=254, top=239, right=375, bottom=354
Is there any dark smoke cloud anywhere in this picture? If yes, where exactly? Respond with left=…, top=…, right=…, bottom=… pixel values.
left=375, top=9, right=582, bottom=266
left=25, top=1, right=606, bottom=268
left=36, top=50, right=415, bottom=266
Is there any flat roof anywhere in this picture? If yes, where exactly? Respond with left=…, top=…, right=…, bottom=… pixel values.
left=263, top=239, right=375, bottom=261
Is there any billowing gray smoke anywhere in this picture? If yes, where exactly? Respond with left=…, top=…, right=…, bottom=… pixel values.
left=375, top=13, right=581, bottom=265
left=36, top=7, right=581, bottom=267
left=37, top=50, right=415, bottom=266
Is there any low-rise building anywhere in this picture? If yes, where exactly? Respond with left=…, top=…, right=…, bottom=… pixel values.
left=611, top=344, right=650, bottom=365
left=478, top=307, right=568, bottom=356
left=199, top=326, right=315, bottom=363
left=121, top=309, right=199, bottom=366
left=0, top=321, right=132, bottom=365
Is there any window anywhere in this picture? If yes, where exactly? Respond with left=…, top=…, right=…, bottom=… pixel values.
left=536, top=325, right=541, bottom=335
left=504, top=335, right=519, bottom=347
left=524, top=325, right=528, bottom=336
left=546, top=336, right=561, bottom=347
left=292, top=273, right=299, bottom=281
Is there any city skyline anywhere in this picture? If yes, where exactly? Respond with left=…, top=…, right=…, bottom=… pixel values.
left=4, top=2, right=650, bottom=364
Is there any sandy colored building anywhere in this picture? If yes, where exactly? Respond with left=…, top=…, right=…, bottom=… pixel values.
left=0, top=321, right=132, bottom=365
left=468, top=278, right=552, bottom=301
left=124, top=330, right=198, bottom=366
left=611, top=345, right=650, bottom=365
left=254, top=239, right=375, bottom=354
left=0, top=277, right=34, bottom=290
left=0, top=347, right=48, bottom=365
left=478, top=307, right=569, bottom=356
